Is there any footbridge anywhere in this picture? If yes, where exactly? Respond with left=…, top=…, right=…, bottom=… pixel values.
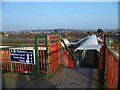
left=1, top=34, right=120, bottom=89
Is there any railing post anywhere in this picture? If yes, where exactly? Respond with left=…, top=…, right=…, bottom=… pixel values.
left=104, top=48, right=107, bottom=88
left=105, top=36, right=110, bottom=47
left=10, top=61, right=13, bottom=72
left=103, top=35, right=107, bottom=88
left=117, top=61, right=120, bottom=89
left=35, top=36, right=40, bottom=75
left=60, top=35, right=62, bottom=65
left=61, top=38, right=76, bottom=64
left=9, top=49, right=13, bottom=72
left=46, top=35, right=50, bottom=77
left=75, top=51, right=80, bottom=67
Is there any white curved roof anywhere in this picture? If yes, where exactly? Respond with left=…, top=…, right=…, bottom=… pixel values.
left=68, top=36, right=90, bottom=46
left=61, top=39, right=70, bottom=47
left=76, top=36, right=90, bottom=44
left=74, top=34, right=102, bottom=52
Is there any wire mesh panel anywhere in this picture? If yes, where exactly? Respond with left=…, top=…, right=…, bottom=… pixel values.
left=99, top=35, right=120, bottom=88
left=1, top=34, right=62, bottom=76
left=0, top=49, right=10, bottom=71
left=35, top=34, right=62, bottom=76
left=12, top=62, right=34, bottom=71
left=38, top=45, right=47, bottom=73
left=62, top=48, right=70, bottom=67
left=49, top=43, right=60, bottom=73
left=62, top=48, right=75, bottom=67
left=98, top=46, right=106, bottom=80
left=49, top=35, right=61, bottom=73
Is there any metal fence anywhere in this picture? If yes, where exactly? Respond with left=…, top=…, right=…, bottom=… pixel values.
left=62, top=48, right=75, bottom=67
left=105, top=48, right=119, bottom=88
left=0, top=34, right=63, bottom=77
left=0, top=45, right=35, bottom=73
left=99, top=35, right=120, bottom=88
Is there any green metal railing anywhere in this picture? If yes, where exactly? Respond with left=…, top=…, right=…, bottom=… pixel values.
left=1, top=34, right=77, bottom=77
left=0, top=45, right=38, bottom=75
left=33, top=34, right=63, bottom=77
left=61, top=38, right=76, bottom=63
left=99, top=35, right=120, bottom=89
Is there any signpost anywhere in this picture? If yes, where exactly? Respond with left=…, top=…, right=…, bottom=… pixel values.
left=10, top=49, right=35, bottom=64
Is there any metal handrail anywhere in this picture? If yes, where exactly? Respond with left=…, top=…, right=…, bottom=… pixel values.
left=61, top=37, right=76, bottom=63
left=76, top=50, right=87, bottom=67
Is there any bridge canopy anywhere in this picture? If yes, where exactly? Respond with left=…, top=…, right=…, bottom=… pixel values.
left=74, top=34, right=102, bottom=52
left=61, top=39, right=70, bottom=47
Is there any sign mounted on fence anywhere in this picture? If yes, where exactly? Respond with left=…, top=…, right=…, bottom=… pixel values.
left=9, top=49, right=35, bottom=64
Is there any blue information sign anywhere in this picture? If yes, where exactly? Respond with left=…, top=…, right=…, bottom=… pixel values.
left=10, top=49, right=35, bottom=64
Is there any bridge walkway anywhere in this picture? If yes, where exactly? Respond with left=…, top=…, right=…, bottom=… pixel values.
left=81, top=50, right=99, bottom=68
left=2, top=48, right=102, bottom=88
left=47, top=67, right=102, bottom=88
left=2, top=66, right=102, bottom=88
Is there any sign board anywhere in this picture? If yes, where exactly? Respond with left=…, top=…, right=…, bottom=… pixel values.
left=10, top=49, right=35, bottom=64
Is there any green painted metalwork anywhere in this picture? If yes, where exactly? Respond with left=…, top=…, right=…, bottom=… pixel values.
left=49, top=64, right=62, bottom=77
left=1, top=45, right=35, bottom=73
left=0, top=45, right=35, bottom=49
left=117, top=61, right=120, bottom=89
left=60, top=35, right=62, bottom=65
left=61, top=37, right=76, bottom=63
left=104, top=35, right=118, bottom=88
left=75, top=51, right=80, bottom=67
left=35, top=36, right=40, bottom=75
left=1, top=34, right=65, bottom=77
left=46, top=35, right=50, bottom=77
left=35, top=35, right=46, bottom=38
left=101, top=35, right=107, bottom=88
left=103, top=36, right=108, bottom=88
left=1, top=49, right=34, bottom=75
left=48, top=34, right=60, bottom=36
left=48, top=34, right=64, bottom=77
left=10, top=61, right=13, bottom=72
left=2, top=70, right=46, bottom=76
left=34, top=34, right=63, bottom=77
left=103, top=48, right=107, bottom=88
left=105, top=36, right=110, bottom=47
